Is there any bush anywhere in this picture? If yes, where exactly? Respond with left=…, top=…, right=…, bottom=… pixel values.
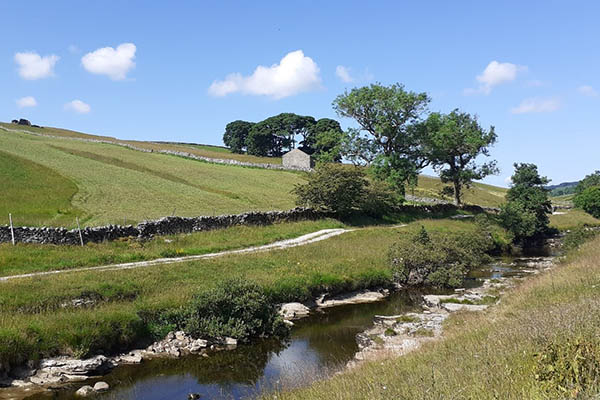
left=563, top=226, right=599, bottom=251
left=183, top=279, right=288, bottom=342
left=293, top=163, right=402, bottom=217
left=388, top=227, right=493, bottom=288
left=573, top=186, right=600, bottom=219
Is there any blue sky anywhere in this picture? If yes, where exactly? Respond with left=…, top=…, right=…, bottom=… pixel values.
left=2, top=1, right=599, bottom=187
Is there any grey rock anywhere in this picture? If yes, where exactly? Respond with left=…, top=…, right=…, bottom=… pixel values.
left=75, top=385, right=95, bottom=396
left=279, top=302, right=310, bottom=320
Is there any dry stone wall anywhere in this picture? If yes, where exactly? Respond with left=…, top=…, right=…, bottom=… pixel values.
left=0, top=208, right=330, bottom=245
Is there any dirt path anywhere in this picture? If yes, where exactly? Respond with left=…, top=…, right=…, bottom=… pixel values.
left=0, top=228, right=354, bottom=282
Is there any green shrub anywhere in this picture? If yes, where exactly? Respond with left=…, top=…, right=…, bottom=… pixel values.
left=293, top=163, right=402, bottom=217
left=573, top=186, right=600, bottom=219
left=183, top=279, right=288, bottom=342
left=388, top=227, right=493, bottom=288
left=563, top=226, right=599, bottom=251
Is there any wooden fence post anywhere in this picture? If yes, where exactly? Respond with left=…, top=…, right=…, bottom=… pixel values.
left=9, top=213, right=15, bottom=246
left=76, top=217, right=84, bottom=246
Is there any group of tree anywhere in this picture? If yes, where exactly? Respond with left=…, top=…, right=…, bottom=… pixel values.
left=573, top=170, right=600, bottom=218
left=222, top=113, right=345, bottom=161
left=332, top=83, right=498, bottom=206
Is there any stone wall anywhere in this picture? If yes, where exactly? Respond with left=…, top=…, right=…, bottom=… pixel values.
left=0, top=208, right=330, bottom=245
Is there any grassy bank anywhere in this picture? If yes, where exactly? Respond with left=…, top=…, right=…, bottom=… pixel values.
left=268, top=238, right=600, bottom=399
left=0, top=219, right=343, bottom=277
left=549, top=208, right=600, bottom=231
left=0, top=218, right=498, bottom=370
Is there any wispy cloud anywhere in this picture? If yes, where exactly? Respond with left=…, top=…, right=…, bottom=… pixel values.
left=16, top=96, right=37, bottom=108
left=64, top=99, right=91, bottom=114
left=465, top=61, right=527, bottom=95
left=511, top=97, right=560, bottom=114
left=578, top=85, right=598, bottom=97
left=335, top=65, right=354, bottom=83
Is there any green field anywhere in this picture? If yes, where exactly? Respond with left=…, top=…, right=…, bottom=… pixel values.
left=0, top=122, right=513, bottom=228
left=0, top=128, right=303, bottom=227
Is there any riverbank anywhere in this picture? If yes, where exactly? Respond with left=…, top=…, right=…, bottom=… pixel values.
left=267, top=236, right=600, bottom=399
left=0, top=218, right=505, bottom=394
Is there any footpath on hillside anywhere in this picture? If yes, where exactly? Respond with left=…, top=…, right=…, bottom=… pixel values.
left=0, top=228, right=354, bottom=282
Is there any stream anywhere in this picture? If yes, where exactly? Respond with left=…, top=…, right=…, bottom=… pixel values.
left=22, top=246, right=555, bottom=400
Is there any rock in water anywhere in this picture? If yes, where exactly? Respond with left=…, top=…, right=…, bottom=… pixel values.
left=75, top=385, right=95, bottom=396
left=94, top=381, right=109, bottom=392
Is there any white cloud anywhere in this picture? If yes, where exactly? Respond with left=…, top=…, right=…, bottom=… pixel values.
left=504, top=176, right=512, bottom=185
left=81, top=43, right=136, bottom=80
left=465, top=61, right=527, bottom=95
left=578, top=85, right=598, bottom=97
left=16, top=96, right=37, bottom=108
left=208, top=50, right=321, bottom=99
left=336, top=65, right=354, bottom=83
left=64, top=99, right=91, bottom=114
left=511, top=97, right=560, bottom=114
left=14, top=52, right=59, bottom=80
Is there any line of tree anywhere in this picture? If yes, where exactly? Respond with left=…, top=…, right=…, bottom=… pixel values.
left=333, top=83, right=498, bottom=206
left=222, top=113, right=345, bottom=162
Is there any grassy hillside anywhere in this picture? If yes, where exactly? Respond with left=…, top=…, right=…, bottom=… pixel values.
left=0, top=122, right=511, bottom=227
left=0, top=128, right=302, bottom=227
left=408, top=175, right=508, bottom=208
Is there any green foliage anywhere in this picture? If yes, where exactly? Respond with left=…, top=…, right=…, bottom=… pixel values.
left=311, top=119, right=346, bottom=162
left=575, top=170, right=600, bottom=195
left=384, top=328, right=397, bottom=337
left=293, top=164, right=368, bottom=216
left=388, top=227, right=493, bottom=288
left=246, top=113, right=316, bottom=157
left=223, top=120, right=254, bottom=153
left=183, top=279, right=289, bottom=342
left=500, top=163, right=552, bottom=243
left=293, top=164, right=402, bottom=217
left=563, top=226, right=599, bottom=251
left=424, top=110, right=498, bottom=206
left=573, top=186, right=600, bottom=218
left=333, top=83, right=431, bottom=192
left=340, top=128, right=379, bottom=166
left=534, top=335, right=600, bottom=397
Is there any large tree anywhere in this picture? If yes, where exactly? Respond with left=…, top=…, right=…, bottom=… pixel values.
left=575, top=170, right=600, bottom=195
left=246, top=113, right=315, bottom=157
left=222, top=120, right=254, bottom=154
left=333, top=83, right=431, bottom=192
left=424, top=109, right=498, bottom=206
left=308, top=118, right=345, bottom=162
left=499, top=163, right=552, bottom=243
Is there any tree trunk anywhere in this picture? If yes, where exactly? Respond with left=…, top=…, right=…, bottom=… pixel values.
left=453, top=180, right=462, bottom=207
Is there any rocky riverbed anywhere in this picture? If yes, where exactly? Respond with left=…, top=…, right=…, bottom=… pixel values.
left=348, top=256, right=556, bottom=367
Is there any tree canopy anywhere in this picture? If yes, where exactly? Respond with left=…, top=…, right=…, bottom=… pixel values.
left=223, top=120, right=255, bottom=154
left=575, top=170, right=600, bottom=195
left=333, top=83, right=431, bottom=192
left=500, top=163, right=552, bottom=243
left=425, top=110, right=498, bottom=205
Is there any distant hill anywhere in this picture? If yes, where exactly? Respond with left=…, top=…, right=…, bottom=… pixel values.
left=547, top=181, right=579, bottom=197
left=0, top=121, right=509, bottom=226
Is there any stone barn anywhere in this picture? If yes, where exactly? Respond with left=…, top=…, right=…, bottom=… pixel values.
left=282, top=148, right=314, bottom=169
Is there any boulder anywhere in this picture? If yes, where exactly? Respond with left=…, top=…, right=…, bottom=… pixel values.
left=442, top=303, right=488, bottom=312
left=93, top=381, right=109, bottom=392
left=75, top=385, right=95, bottom=396
left=279, top=302, right=310, bottom=320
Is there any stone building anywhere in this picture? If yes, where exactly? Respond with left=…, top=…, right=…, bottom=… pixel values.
left=282, top=148, right=314, bottom=169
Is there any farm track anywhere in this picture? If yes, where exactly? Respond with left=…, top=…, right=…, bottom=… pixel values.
left=0, top=228, right=355, bottom=282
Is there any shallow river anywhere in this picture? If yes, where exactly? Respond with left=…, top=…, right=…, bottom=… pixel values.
left=26, top=248, right=553, bottom=400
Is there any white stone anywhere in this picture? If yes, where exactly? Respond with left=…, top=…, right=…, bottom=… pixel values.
left=94, top=381, right=109, bottom=392
left=279, top=302, right=310, bottom=320
left=75, top=385, right=95, bottom=396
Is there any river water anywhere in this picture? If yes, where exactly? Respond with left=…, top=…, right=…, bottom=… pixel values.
left=25, top=248, right=554, bottom=400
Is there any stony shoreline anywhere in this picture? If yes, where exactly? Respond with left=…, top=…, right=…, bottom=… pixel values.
left=347, top=256, right=556, bottom=367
